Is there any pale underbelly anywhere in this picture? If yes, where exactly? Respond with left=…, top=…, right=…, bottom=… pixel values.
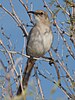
left=26, top=32, right=53, bottom=57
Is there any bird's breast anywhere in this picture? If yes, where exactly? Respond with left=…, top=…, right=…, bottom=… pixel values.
left=26, top=26, right=53, bottom=57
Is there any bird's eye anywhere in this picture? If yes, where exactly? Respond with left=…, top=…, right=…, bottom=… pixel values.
left=40, top=12, right=44, bottom=15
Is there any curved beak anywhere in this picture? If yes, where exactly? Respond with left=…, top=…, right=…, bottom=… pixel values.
left=27, top=11, right=39, bottom=15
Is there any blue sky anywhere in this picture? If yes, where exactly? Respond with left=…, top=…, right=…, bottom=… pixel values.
left=0, top=0, right=75, bottom=100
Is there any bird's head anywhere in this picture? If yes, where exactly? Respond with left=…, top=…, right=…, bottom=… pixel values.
left=28, top=10, right=50, bottom=25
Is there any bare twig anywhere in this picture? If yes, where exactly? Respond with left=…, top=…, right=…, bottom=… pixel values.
left=56, top=0, right=70, bottom=16
left=0, top=27, right=12, bottom=47
left=19, top=0, right=34, bottom=24
left=49, top=51, right=61, bottom=85
left=70, top=2, right=75, bottom=47
left=34, top=66, right=45, bottom=100
left=58, top=60, right=74, bottom=82
left=0, top=40, right=18, bottom=77
left=38, top=70, right=73, bottom=99
left=52, top=46, right=74, bottom=82
left=0, top=3, right=28, bottom=36
left=54, top=20, right=75, bottom=60
left=0, top=49, right=55, bottom=62
left=39, top=71, right=72, bottom=98
left=42, top=0, right=53, bottom=16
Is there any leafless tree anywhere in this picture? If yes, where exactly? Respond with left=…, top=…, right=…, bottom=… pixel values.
left=0, top=0, right=75, bottom=100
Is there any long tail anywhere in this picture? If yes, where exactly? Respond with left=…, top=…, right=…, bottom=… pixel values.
left=17, top=58, right=35, bottom=95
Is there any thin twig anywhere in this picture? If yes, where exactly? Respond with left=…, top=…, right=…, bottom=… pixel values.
left=49, top=51, right=61, bottom=85
left=34, top=66, right=45, bottom=100
left=42, top=0, right=53, bottom=16
left=51, top=45, right=74, bottom=82
left=0, top=49, right=54, bottom=62
left=55, top=20, right=75, bottom=60
left=56, top=0, right=70, bottom=16
left=0, top=4, right=28, bottom=36
left=0, top=40, right=19, bottom=77
left=38, top=70, right=73, bottom=99
left=19, top=0, right=34, bottom=24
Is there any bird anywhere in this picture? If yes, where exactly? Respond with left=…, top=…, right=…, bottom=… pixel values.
left=17, top=10, right=53, bottom=95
